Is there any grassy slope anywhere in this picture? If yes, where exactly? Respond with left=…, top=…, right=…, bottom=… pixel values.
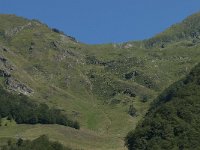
left=0, top=13, right=200, bottom=149
left=0, top=124, right=126, bottom=150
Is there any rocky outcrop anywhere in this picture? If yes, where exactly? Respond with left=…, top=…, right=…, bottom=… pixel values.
left=0, top=69, right=11, bottom=77
left=0, top=55, right=33, bottom=95
left=0, top=55, right=7, bottom=63
left=0, top=55, right=14, bottom=71
left=124, top=43, right=133, bottom=49
left=4, top=22, right=34, bottom=37
left=0, top=45, right=9, bottom=52
left=5, top=77, right=33, bottom=95
left=125, top=71, right=139, bottom=80
left=123, top=89, right=136, bottom=97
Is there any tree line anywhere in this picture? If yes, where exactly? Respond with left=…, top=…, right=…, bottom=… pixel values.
left=0, top=86, right=80, bottom=129
left=1, top=135, right=72, bottom=150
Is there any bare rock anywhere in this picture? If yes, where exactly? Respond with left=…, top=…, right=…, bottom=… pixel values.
left=0, top=69, right=11, bottom=77
left=5, top=22, right=34, bottom=37
left=0, top=56, right=7, bottom=62
left=5, top=77, right=33, bottom=95
left=0, top=46, right=9, bottom=52
left=0, top=55, right=14, bottom=71
left=124, top=43, right=133, bottom=49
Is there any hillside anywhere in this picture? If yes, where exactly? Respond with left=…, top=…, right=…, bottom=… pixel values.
left=128, top=12, right=200, bottom=48
left=125, top=63, right=200, bottom=150
left=0, top=12, right=200, bottom=150
left=0, top=85, right=79, bottom=129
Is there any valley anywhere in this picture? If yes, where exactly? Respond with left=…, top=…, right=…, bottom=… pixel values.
left=0, top=12, right=200, bottom=150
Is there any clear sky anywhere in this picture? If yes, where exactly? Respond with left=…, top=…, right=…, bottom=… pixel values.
left=0, top=0, right=200, bottom=44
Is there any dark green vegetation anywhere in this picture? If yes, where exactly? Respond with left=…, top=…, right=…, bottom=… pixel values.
left=1, top=135, right=71, bottom=150
left=125, top=63, right=200, bottom=150
left=0, top=86, right=79, bottom=129
left=0, top=12, right=200, bottom=150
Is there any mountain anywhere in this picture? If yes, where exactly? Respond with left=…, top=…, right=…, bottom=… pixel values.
left=128, top=12, right=200, bottom=48
left=0, top=12, right=200, bottom=150
left=125, top=63, right=200, bottom=150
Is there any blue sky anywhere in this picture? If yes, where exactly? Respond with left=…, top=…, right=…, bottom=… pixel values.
left=0, top=0, right=200, bottom=44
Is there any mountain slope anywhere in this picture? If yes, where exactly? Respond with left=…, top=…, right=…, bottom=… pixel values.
left=125, top=63, right=200, bottom=150
left=0, top=13, right=200, bottom=150
left=127, top=12, right=200, bottom=48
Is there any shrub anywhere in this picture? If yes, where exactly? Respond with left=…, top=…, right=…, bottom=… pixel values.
left=128, top=105, right=137, bottom=117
